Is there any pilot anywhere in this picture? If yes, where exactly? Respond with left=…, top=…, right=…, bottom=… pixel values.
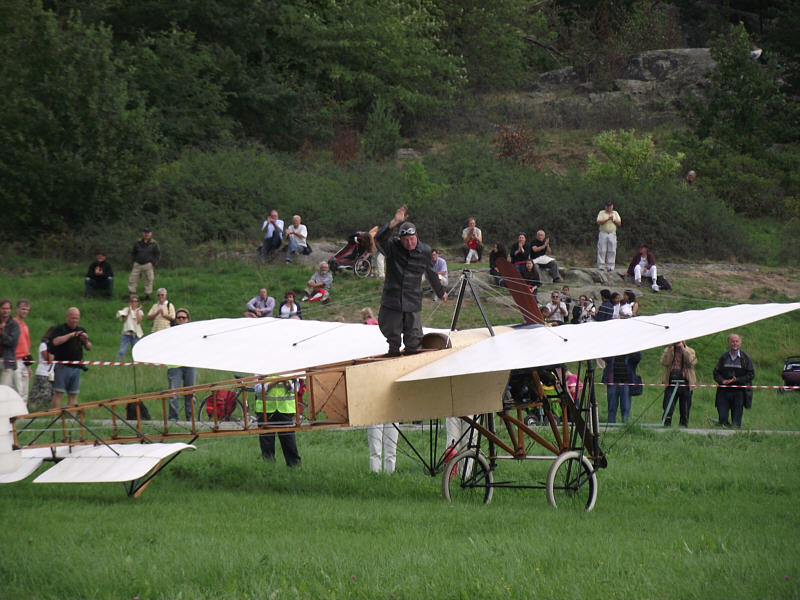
left=374, top=205, right=447, bottom=356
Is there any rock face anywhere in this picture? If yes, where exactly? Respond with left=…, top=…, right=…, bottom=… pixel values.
left=510, top=48, right=714, bottom=130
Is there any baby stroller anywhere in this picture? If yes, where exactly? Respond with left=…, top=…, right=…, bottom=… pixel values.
left=779, top=356, right=800, bottom=393
left=328, top=231, right=373, bottom=278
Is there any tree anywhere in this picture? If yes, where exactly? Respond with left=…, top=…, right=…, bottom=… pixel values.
left=585, top=129, right=683, bottom=187
left=689, top=23, right=798, bottom=152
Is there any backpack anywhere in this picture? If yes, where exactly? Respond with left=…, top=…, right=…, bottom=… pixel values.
left=656, top=275, right=672, bottom=291
left=204, top=390, right=238, bottom=420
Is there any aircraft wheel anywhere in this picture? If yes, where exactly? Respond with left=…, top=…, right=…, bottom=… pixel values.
left=442, top=449, right=493, bottom=504
left=546, top=450, right=597, bottom=511
left=355, top=259, right=372, bottom=278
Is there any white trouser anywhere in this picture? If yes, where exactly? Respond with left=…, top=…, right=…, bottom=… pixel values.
left=13, top=359, right=30, bottom=402
left=634, top=264, right=658, bottom=287
left=374, top=253, right=386, bottom=279
left=465, top=249, right=478, bottom=264
left=367, top=423, right=399, bottom=473
left=597, top=231, right=617, bottom=270
left=446, top=417, right=469, bottom=450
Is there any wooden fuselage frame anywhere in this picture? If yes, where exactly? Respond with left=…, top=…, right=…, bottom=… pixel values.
left=12, top=328, right=512, bottom=450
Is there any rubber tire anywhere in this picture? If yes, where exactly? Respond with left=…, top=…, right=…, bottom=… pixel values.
left=355, top=259, right=371, bottom=278
left=442, top=449, right=494, bottom=504
left=523, top=414, right=538, bottom=428
left=546, top=450, right=597, bottom=511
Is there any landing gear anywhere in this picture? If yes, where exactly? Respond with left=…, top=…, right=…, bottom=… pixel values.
left=441, top=449, right=494, bottom=504
left=545, top=450, right=597, bottom=511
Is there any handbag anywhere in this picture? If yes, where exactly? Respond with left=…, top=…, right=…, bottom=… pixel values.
left=302, top=242, right=312, bottom=255
left=630, top=374, right=643, bottom=396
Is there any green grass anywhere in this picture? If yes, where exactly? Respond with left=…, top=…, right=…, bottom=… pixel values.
left=2, top=256, right=800, bottom=598
left=1, top=429, right=799, bottom=599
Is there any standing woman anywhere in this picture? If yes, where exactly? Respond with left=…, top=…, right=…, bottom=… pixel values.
left=28, top=327, right=56, bottom=411
left=115, top=295, right=144, bottom=358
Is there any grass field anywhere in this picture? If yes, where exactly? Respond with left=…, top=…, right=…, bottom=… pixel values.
left=1, top=256, right=799, bottom=599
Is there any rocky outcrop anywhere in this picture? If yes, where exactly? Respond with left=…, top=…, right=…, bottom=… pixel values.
left=504, top=48, right=715, bottom=130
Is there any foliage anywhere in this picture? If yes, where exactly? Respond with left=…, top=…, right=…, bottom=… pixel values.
left=494, top=123, right=541, bottom=167
left=437, top=0, right=558, bottom=90
left=0, top=1, right=160, bottom=236
left=688, top=23, right=799, bottom=153
left=118, top=27, right=237, bottom=153
left=549, top=0, right=683, bottom=87
left=361, top=98, right=402, bottom=160
left=585, top=129, right=684, bottom=187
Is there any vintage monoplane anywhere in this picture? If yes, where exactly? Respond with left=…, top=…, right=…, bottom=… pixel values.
left=2, top=260, right=798, bottom=509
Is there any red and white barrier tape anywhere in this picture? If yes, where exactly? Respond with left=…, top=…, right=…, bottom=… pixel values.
left=27, top=360, right=800, bottom=390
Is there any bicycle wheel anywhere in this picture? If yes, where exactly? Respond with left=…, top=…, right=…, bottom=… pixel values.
left=545, top=450, right=597, bottom=511
left=355, top=259, right=372, bottom=278
left=442, top=449, right=493, bottom=504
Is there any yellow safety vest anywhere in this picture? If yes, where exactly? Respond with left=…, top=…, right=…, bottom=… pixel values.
left=254, top=378, right=295, bottom=414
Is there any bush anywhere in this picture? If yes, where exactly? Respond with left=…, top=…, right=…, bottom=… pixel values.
left=361, top=99, right=402, bottom=160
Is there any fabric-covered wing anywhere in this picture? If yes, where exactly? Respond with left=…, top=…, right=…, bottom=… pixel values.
left=132, top=318, right=393, bottom=374
left=398, top=302, right=800, bottom=382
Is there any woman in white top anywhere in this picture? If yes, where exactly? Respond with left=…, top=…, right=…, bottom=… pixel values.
left=116, top=295, right=145, bottom=358
left=28, top=327, right=56, bottom=411
left=278, top=291, right=302, bottom=319
left=619, top=290, right=639, bottom=319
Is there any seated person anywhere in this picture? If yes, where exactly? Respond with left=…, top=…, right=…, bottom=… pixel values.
left=461, top=217, right=483, bottom=262
left=361, top=307, right=378, bottom=325
left=530, top=230, right=562, bottom=283
left=571, top=294, right=595, bottom=324
left=626, top=244, right=659, bottom=292
left=303, top=262, right=333, bottom=302
left=85, top=251, right=114, bottom=298
left=284, top=214, right=308, bottom=264
left=543, top=290, right=568, bottom=325
left=429, top=249, right=448, bottom=287
left=488, top=243, right=507, bottom=287
left=244, top=287, right=275, bottom=318
left=595, top=289, right=613, bottom=322
left=619, top=290, right=638, bottom=318
left=560, top=285, right=572, bottom=315
left=611, top=291, right=622, bottom=319
left=519, top=259, right=541, bottom=301
left=278, top=291, right=302, bottom=319
left=509, top=233, right=531, bottom=273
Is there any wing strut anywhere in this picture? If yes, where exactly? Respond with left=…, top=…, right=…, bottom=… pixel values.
left=449, top=270, right=495, bottom=337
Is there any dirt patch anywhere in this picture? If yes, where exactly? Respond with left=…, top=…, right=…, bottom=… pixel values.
left=677, top=265, right=800, bottom=301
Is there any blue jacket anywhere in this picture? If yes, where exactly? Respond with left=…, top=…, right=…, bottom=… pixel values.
left=601, top=352, right=641, bottom=384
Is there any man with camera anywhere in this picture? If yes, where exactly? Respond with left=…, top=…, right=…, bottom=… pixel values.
left=49, top=307, right=92, bottom=409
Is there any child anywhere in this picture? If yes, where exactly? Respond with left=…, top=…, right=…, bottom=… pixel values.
left=465, top=232, right=480, bottom=264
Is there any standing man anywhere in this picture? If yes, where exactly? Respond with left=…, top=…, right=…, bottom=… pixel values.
left=713, top=333, right=755, bottom=427
left=128, top=227, right=160, bottom=301
left=375, top=205, right=447, bottom=356
left=660, top=341, right=697, bottom=427
left=84, top=251, right=114, bottom=298
left=0, top=299, right=20, bottom=388
left=626, top=244, right=660, bottom=293
left=461, top=217, right=483, bottom=262
left=253, top=376, right=301, bottom=467
left=530, top=230, right=562, bottom=283
left=13, top=300, right=32, bottom=402
left=260, top=209, right=284, bottom=260
left=602, top=351, right=641, bottom=424
left=284, top=214, right=308, bottom=264
left=49, top=307, right=91, bottom=409
left=596, top=201, right=621, bottom=271
left=167, top=308, right=196, bottom=421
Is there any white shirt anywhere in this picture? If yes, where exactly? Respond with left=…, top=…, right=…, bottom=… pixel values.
left=286, top=223, right=308, bottom=247
left=262, top=219, right=285, bottom=240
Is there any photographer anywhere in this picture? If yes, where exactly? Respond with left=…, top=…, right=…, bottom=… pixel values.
left=49, top=307, right=91, bottom=409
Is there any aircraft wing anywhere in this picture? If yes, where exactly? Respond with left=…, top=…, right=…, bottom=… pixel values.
left=397, top=302, right=800, bottom=382
left=133, top=317, right=439, bottom=375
